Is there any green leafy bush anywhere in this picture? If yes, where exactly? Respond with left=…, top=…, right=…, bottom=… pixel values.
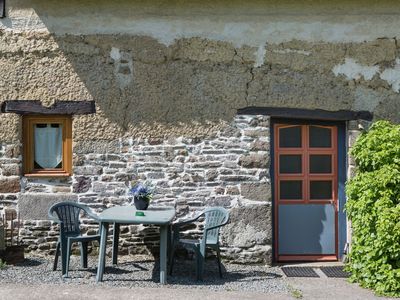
left=346, top=121, right=400, bottom=297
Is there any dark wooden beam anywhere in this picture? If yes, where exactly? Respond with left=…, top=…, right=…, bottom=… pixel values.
left=0, top=0, right=5, bottom=18
left=237, top=106, right=373, bottom=121
left=1, top=100, right=96, bottom=115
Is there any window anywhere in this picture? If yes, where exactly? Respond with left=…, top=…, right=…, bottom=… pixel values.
left=275, top=124, right=337, bottom=203
left=23, top=115, right=72, bottom=176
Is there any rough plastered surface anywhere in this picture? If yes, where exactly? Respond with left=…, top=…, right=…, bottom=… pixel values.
left=0, top=32, right=400, bottom=143
left=4, top=0, right=400, bottom=46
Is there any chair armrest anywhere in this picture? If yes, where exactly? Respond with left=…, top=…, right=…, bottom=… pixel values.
left=85, top=210, right=100, bottom=222
left=205, top=216, right=229, bottom=232
left=205, top=223, right=228, bottom=233
left=80, top=205, right=100, bottom=222
left=47, top=211, right=61, bottom=224
left=172, top=211, right=203, bottom=228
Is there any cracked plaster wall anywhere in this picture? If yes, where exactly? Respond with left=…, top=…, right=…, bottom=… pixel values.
left=1, top=0, right=400, bottom=144
left=1, top=35, right=400, bottom=143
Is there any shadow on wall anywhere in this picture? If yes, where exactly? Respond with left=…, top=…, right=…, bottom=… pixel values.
left=2, top=0, right=400, bottom=140
left=1, top=1, right=260, bottom=139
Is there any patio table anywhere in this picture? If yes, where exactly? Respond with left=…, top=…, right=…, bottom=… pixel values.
left=96, top=206, right=176, bottom=284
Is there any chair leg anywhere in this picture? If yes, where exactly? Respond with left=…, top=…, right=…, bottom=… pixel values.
left=65, top=239, right=72, bottom=278
left=196, top=246, right=205, bottom=281
left=53, top=241, right=60, bottom=271
left=168, top=244, right=175, bottom=276
left=81, top=242, right=88, bottom=268
left=216, top=247, right=223, bottom=278
left=112, top=223, right=120, bottom=265
left=61, top=237, right=68, bottom=276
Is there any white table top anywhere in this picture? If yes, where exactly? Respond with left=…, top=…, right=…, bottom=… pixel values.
left=98, top=206, right=176, bottom=225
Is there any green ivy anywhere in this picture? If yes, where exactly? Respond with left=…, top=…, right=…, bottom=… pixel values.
left=346, top=120, right=400, bottom=297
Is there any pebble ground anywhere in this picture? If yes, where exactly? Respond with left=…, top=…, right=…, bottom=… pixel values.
left=0, top=255, right=289, bottom=294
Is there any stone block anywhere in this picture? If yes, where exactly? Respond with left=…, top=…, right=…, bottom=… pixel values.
left=4, top=145, right=21, bottom=159
left=249, top=116, right=269, bottom=128
left=73, top=176, right=92, bottom=193
left=243, top=129, right=269, bottom=138
left=52, top=186, right=71, bottom=193
left=73, top=140, right=120, bottom=154
left=226, top=186, right=240, bottom=195
left=250, top=140, right=269, bottom=151
left=241, top=182, right=271, bottom=202
left=1, top=163, right=20, bottom=176
left=348, top=130, right=362, bottom=148
left=222, top=204, right=272, bottom=248
left=146, top=172, right=165, bottom=179
left=115, top=172, right=135, bottom=182
left=105, top=154, right=121, bottom=161
left=0, top=176, right=20, bottom=193
left=104, top=168, right=118, bottom=174
left=223, top=245, right=272, bottom=264
left=109, top=162, right=127, bottom=169
left=220, top=175, right=254, bottom=182
left=74, top=166, right=103, bottom=176
left=205, top=170, right=219, bottom=181
left=205, top=196, right=232, bottom=207
left=192, top=162, right=223, bottom=168
left=18, top=193, right=78, bottom=220
left=238, top=153, right=269, bottom=169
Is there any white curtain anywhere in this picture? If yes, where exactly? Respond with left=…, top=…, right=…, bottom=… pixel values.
left=34, top=124, right=63, bottom=169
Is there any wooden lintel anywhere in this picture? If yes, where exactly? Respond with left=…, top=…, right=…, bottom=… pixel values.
left=237, top=106, right=373, bottom=121
left=1, top=100, right=96, bottom=115
left=0, top=0, right=5, bottom=18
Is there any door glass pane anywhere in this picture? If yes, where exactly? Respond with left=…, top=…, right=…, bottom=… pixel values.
left=280, top=155, right=302, bottom=174
left=310, top=155, right=332, bottom=174
left=280, top=181, right=302, bottom=200
left=310, top=181, right=332, bottom=200
left=309, top=126, right=331, bottom=148
left=279, top=126, right=302, bottom=148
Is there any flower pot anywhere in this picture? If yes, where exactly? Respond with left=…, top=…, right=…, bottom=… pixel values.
left=134, top=196, right=149, bottom=210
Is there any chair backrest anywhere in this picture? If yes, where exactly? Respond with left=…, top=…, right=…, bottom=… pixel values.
left=48, top=202, right=89, bottom=236
left=203, top=207, right=229, bottom=245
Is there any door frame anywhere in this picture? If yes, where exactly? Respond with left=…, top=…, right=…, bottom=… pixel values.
left=270, top=118, right=347, bottom=262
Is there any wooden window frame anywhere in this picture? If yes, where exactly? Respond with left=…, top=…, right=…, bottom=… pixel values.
left=23, top=115, right=72, bottom=177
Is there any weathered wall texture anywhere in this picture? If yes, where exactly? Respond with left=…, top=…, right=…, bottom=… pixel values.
left=0, top=0, right=399, bottom=263
left=1, top=32, right=399, bottom=143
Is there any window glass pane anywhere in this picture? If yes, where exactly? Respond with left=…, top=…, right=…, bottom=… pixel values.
left=310, top=181, right=332, bottom=200
left=309, top=126, right=331, bottom=148
left=279, top=126, right=302, bottom=148
left=280, top=181, right=302, bottom=200
left=310, top=155, right=332, bottom=174
left=280, top=155, right=302, bottom=174
left=34, top=123, right=63, bottom=169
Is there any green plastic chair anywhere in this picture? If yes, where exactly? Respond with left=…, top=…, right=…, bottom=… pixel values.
left=48, top=202, right=100, bottom=277
left=169, top=207, right=230, bottom=280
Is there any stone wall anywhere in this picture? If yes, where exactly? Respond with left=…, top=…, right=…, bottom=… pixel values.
left=1, top=115, right=272, bottom=263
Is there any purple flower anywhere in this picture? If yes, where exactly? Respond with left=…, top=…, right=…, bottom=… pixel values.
left=128, top=182, right=153, bottom=201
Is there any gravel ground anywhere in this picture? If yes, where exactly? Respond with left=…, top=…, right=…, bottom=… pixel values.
left=0, top=255, right=289, bottom=294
